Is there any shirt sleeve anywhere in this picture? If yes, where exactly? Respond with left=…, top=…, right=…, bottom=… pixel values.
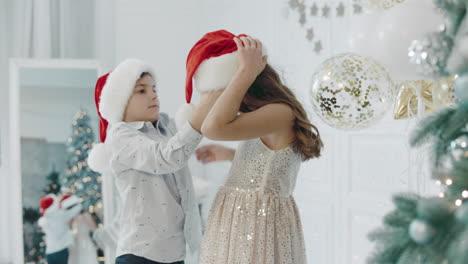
left=92, top=172, right=121, bottom=249
left=109, top=121, right=203, bottom=175
left=64, top=203, right=83, bottom=221
left=92, top=224, right=118, bottom=250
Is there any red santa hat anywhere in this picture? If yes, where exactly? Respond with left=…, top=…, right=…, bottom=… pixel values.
left=59, top=194, right=81, bottom=209
left=175, top=29, right=267, bottom=128
left=87, top=59, right=155, bottom=173
left=39, top=194, right=57, bottom=216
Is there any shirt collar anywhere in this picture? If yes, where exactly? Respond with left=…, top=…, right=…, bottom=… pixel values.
left=126, top=121, right=146, bottom=130
left=126, top=119, right=166, bottom=135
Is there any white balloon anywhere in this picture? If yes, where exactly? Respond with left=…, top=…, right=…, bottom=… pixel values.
left=309, top=53, right=395, bottom=130
left=348, top=0, right=444, bottom=81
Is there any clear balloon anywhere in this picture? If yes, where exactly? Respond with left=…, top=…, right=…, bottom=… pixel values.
left=309, top=53, right=395, bottom=130
left=409, top=218, right=436, bottom=245
left=348, top=0, right=444, bottom=80
left=354, top=0, right=406, bottom=10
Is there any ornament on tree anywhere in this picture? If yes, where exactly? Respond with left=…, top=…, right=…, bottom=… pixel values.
left=448, top=133, right=468, bottom=162
left=409, top=218, right=436, bottom=244
left=309, top=53, right=395, bottom=130
left=94, top=200, right=104, bottom=220
left=408, top=31, right=453, bottom=78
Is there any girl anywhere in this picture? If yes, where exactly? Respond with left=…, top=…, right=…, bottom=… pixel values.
left=68, top=210, right=99, bottom=264
left=196, top=35, right=323, bottom=263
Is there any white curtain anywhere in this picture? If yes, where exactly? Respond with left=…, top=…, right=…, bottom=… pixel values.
left=0, top=0, right=100, bottom=262
left=4, top=0, right=95, bottom=59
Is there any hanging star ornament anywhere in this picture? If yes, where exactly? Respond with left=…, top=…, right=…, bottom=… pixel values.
left=306, top=28, right=314, bottom=41
left=337, top=2, right=345, bottom=17
left=322, top=4, right=331, bottom=18
left=298, top=0, right=306, bottom=25
left=288, top=0, right=299, bottom=9
left=353, top=3, right=363, bottom=14
left=299, top=12, right=306, bottom=25
left=298, top=0, right=306, bottom=13
left=314, top=40, right=323, bottom=54
left=310, top=3, right=319, bottom=16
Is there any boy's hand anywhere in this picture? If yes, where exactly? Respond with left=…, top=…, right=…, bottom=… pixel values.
left=196, top=144, right=235, bottom=164
left=199, top=90, right=224, bottom=105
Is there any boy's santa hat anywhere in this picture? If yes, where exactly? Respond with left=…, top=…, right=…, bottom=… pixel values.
left=39, top=194, right=57, bottom=216
left=87, top=59, right=155, bottom=173
left=175, top=29, right=267, bottom=128
left=59, top=194, right=81, bottom=209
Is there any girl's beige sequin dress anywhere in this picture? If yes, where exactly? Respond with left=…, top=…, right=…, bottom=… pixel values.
left=199, top=138, right=307, bottom=264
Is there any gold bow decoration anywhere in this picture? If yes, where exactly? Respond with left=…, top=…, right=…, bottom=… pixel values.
left=393, top=76, right=456, bottom=120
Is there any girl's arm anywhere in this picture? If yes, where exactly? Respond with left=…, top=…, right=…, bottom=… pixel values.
left=201, top=36, right=294, bottom=141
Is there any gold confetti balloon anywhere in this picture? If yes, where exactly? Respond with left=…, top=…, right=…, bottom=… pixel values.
left=309, top=53, right=396, bottom=130
left=354, top=0, right=406, bottom=9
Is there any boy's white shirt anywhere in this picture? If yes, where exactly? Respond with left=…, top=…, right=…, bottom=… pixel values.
left=106, top=113, right=203, bottom=263
left=38, top=202, right=83, bottom=254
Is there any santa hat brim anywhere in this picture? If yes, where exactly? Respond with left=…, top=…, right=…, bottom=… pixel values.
left=61, top=195, right=81, bottom=209
left=99, top=59, right=155, bottom=124
left=193, top=44, right=267, bottom=92
left=176, top=45, right=267, bottom=128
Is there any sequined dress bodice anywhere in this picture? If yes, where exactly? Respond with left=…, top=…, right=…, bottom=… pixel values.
left=224, top=137, right=301, bottom=196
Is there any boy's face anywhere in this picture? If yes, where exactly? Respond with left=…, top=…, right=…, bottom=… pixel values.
left=123, top=74, right=160, bottom=123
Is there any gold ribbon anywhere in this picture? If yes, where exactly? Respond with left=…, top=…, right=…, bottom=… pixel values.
left=393, top=76, right=456, bottom=120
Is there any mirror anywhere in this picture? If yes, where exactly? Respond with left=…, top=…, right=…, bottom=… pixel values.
left=10, top=59, right=105, bottom=264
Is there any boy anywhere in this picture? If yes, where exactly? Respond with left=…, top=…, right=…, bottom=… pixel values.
left=88, top=59, right=219, bottom=264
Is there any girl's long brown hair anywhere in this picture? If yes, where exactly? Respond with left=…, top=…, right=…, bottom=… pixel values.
left=240, top=64, right=323, bottom=160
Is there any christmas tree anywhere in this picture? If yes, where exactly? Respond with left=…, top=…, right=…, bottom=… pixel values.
left=61, top=110, right=102, bottom=217
left=23, top=207, right=46, bottom=264
left=42, top=167, right=61, bottom=196
left=367, top=1, right=468, bottom=263
left=23, top=168, right=62, bottom=262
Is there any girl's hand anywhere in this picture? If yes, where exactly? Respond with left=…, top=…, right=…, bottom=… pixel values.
left=196, top=144, right=236, bottom=164
left=233, top=36, right=267, bottom=81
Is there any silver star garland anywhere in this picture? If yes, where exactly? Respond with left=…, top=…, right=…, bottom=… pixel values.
left=314, top=40, right=323, bottom=54
left=310, top=3, right=319, bottom=16
left=322, top=5, right=330, bottom=18
left=353, top=3, right=363, bottom=14
left=337, top=2, right=345, bottom=17
left=306, top=28, right=315, bottom=41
